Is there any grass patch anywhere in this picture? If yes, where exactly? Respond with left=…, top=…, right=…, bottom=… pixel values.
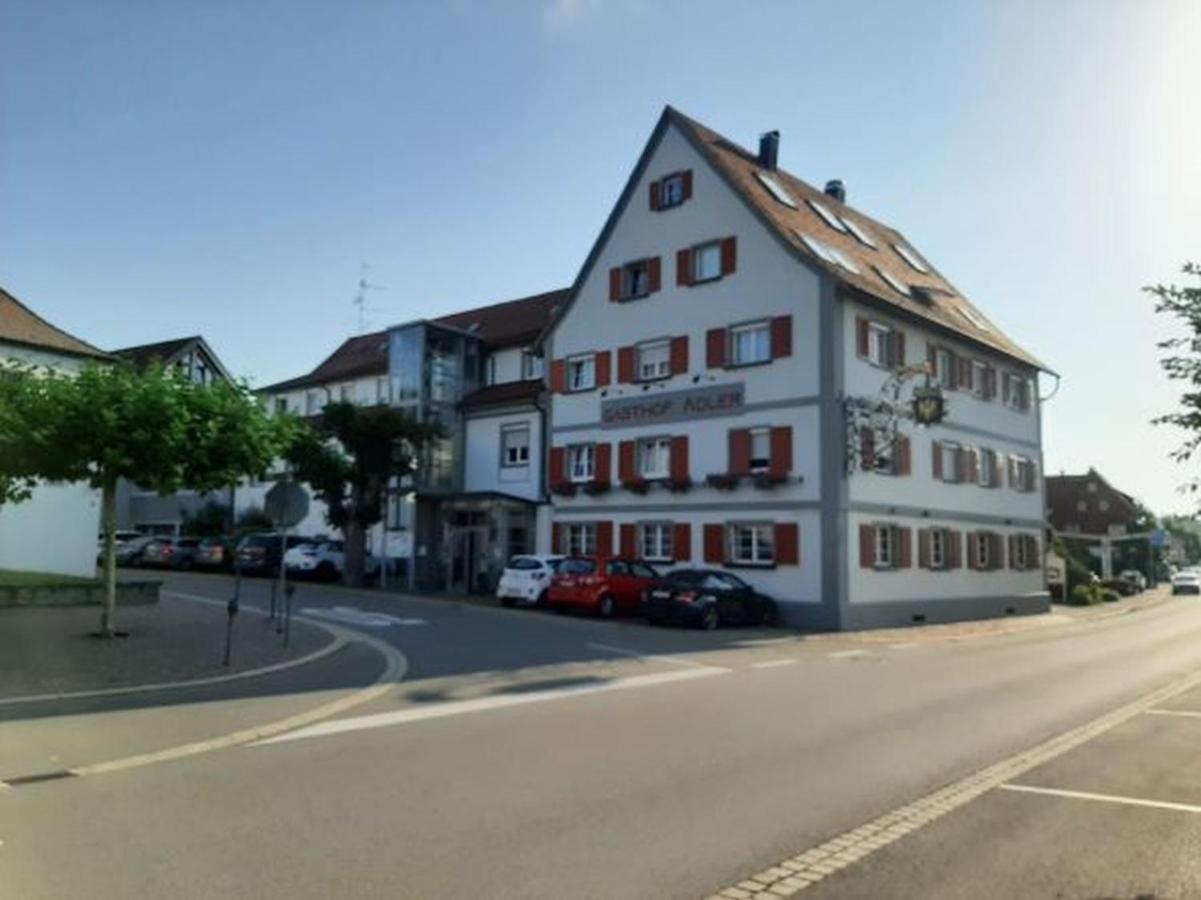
left=0, top=569, right=99, bottom=588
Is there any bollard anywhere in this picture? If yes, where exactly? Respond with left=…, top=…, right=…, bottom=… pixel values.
left=223, top=595, right=239, bottom=667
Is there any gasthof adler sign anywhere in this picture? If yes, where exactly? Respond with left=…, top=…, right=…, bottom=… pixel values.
left=600, top=382, right=746, bottom=429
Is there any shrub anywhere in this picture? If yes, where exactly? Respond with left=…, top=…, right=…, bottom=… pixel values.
left=1069, top=584, right=1102, bottom=606
left=1098, top=588, right=1121, bottom=603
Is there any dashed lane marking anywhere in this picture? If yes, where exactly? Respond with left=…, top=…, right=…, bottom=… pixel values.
left=587, top=642, right=731, bottom=671
left=748, top=659, right=799, bottom=670
left=827, top=649, right=871, bottom=660
left=998, top=783, right=1201, bottom=814
left=1145, top=707, right=1201, bottom=719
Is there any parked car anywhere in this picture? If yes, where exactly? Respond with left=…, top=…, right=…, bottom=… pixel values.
left=284, top=540, right=380, bottom=582
left=1119, top=570, right=1148, bottom=592
left=1172, top=571, right=1200, bottom=595
left=112, top=534, right=156, bottom=567
left=547, top=556, right=659, bottom=618
left=644, top=568, right=777, bottom=630
left=96, top=530, right=143, bottom=564
left=140, top=536, right=202, bottom=569
left=235, top=533, right=310, bottom=576
left=194, top=537, right=235, bottom=571
left=496, top=555, right=564, bottom=607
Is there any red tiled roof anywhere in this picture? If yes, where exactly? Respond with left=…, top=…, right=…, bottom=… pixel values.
left=460, top=378, right=543, bottom=410
left=0, top=286, right=109, bottom=360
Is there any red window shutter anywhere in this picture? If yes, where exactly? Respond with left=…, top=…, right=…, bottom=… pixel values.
left=932, top=440, right=943, bottom=479
left=770, top=315, right=792, bottom=359
left=893, top=331, right=906, bottom=366
left=648, top=180, right=660, bottom=211
left=595, top=351, right=611, bottom=387
left=549, top=359, right=566, bottom=394
left=648, top=256, right=662, bottom=293
left=703, top=524, right=724, bottom=563
left=856, top=317, right=869, bottom=357
left=720, top=236, right=737, bottom=275
left=673, top=523, right=691, bottom=562
left=729, top=429, right=751, bottom=476
left=985, top=368, right=997, bottom=399
left=860, top=427, right=876, bottom=471
left=967, top=449, right=979, bottom=483
left=958, top=358, right=973, bottom=391
left=594, top=443, right=611, bottom=486
left=670, top=435, right=689, bottom=482
left=859, top=524, right=875, bottom=568
left=617, top=346, right=635, bottom=383
left=918, top=529, right=930, bottom=569
left=677, top=248, right=692, bottom=286
left=681, top=170, right=693, bottom=201
left=596, top=521, right=613, bottom=556
left=620, top=523, right=636, bottom=558
left=1008, top=535, right=1018, bottom=570
left=609, top=267, right=623, bottom=302
left=896, top=435, right=911, bottom=475
left=706, top=327, right=727, bottom=369
left=769, top=426, right=792, bottom=477
left=774, top=523, right=799, bottom=565
left=618, top=440, right=636, bottom=484
left=549, top=447, right=565, bottom=487
left=670, top=335, right=688, bottom=374
left=552, top=523, right=562, bottom=554
left=948, top=531, right=962, bottom=569
left=897, top=527, right=912, bottom=569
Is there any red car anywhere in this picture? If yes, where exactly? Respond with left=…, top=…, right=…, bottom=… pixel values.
left=547, top=556, right=661, bottom=618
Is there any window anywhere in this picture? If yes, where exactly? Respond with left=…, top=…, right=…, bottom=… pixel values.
left=868, top=323, right=894, bottom=368
left=873, top=265, right=910, bottom=296
left=564, top=523, right=597, bottom=556
left=930, top=528, right=947, bottom=569
left=975, top=533, right=991, bottom=569
left=972, top=362, right=991, bottom=399
left=639, top=523, right=673, bottom=561
left=693, top=242, right=723, bottom=282
left=941, top=442, right=962, bottom=482
left=893, top=243, right=929, bottom=273
left=730, top=321, right=771, bottom=366
left=978, top=449, right=997, bottom=487
left=568, top=444, right=595, bottom=482
left=749, top=427, right=771, bottom=473
left=1076, top=500, right=1087, bottom=513
left=637, top=341, right=671, bottom=381
left=807, top=198, right=848, bottom=234
left=376, top=377, right=389, bottom=404
left=520, top=350, right=543, bottom=380
left=1004, top=372, right=1031, bottom=410
left=872, top=433, right=895, bottom=475
left=731, top=523, right=775, bottom=565
left=958, top=304, right=992, bottom=332
left=623, top=259, right=651, bottom=298
left=826, top=246, right=860, bottom=274
left=501, top=425, right=530, bottom=468
left=660, top=173, right=686, bottom=209
left=874, top=525, right=894, bottom=568
left=339, top=383, right=353, bottom=402
left=305, top=391, right=320, bottom=415
left=1012, top=456, right=1037, bottom=492
left=637, top=437, right=671, bottom=480
left=1012, top=534, right=1028, bottom=569
left=1099, top=499, right=1110, bottom=512
left=755, top=171, right=797, bottom=208
left=798, top=231, right=836, bottom=264
left=273, top=397, right=287, bottom=415
left=843, top=218, right=877, bottom=249
left=567, top=355, right=596, bottom=392
left=934, top=348, right=955, bottom=388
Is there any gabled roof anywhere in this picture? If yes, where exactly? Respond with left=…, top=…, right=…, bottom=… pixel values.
left=259, top=288, right=566, bottom=394
left=543, top=106, right=1049, bottom=373
left=112, top=334, right=234, bottom=383
left=0, top=286, right=109, bottom=360
left=460, top=378, right=543, bottom=411
left=1046, top=468, right=1141, bottom=533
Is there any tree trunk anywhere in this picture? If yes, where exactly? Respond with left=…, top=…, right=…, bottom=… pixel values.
left=344, top=518, right=366, bottom=587
left=99, top=476, right=118, bottom=637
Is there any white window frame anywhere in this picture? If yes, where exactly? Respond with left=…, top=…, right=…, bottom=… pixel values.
left=567, top=444, right=595, bottom=482
left=730, top=321, right=771, bottom=367
left=273, top=397, right=287, bottom=415
left=1004, top=372, right=1030, bottom=411
left=930, top=528, right=947, bottom=570
left=749, top=427, right=771, bottom=474
left=1012, top=534, right=1028, bottom=569
left=376, top=376, right=389, bottom=404
left=305, top=390, right=320, bottom=415
left=659, top=173, right=685, bottom=208
left=730, top=522, right=775, bottom=566
left=339, top=383, right=353, bottom=402
left=934, top=348, right=954, bottom=389
left=975, top=533, right=992, bottom=569
left=565, top=523, right=597, bottom=556
left=500, top=424, right=530, bottom=468
left=639, top=522, right=673, bottom=562
left=567, top=354, right=596, bottom=392
left=637, top=437, right=671, bottom=480
left=972, top=361, right=990, bottom=400
left=693, top=241, right=723, bottom=282
left=637, top=340, right=671, bottom=381
left=520, top=350, right=543, bottom=380
left=941, top=442, right=962, bottom=483
left=873, top=524, right=894, bottom=569
left=867, top=322, right=893, bottom=369
left=622, top=259, right=651, bottom=299
left=978, top=448, right=996, bottom=488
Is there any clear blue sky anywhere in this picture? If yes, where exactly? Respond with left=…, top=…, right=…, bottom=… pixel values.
left=3, top=0, right=1199, bottom=514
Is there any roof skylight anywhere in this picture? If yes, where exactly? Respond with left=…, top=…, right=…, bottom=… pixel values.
left=806, top=198, right=848, bottom=233
left=892, top=242, right=929, bottom=273
left=842, top=218, right=877, bottom=249
left=796, top=231, right=836, bottom=264
left=957, top=304, right=992, bottom=332
left=755, top=171, right=797, bottom=209
left=827, top=246, right=860, bottom=275
left=872, top=265, right=910, bottom=296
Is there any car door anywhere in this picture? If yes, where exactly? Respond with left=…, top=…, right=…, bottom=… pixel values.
left=605, top=560, right=632, bottom=607
left=628, top=562, right=659, bottom=610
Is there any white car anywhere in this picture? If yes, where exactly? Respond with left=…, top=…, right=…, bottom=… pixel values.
left=284, top=540, right=380, bottom=582
left=1119, top=570, right=1147, bottom=591
left=1172, top=571, right=1200, bottom=595
left=497, top=555, right=564, bottom=607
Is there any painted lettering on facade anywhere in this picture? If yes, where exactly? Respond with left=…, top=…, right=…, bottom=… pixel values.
left=600, top=383, right=746, bottom=429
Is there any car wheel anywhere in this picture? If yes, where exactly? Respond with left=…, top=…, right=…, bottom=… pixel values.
left=536, top=589, right=549, bottom=608
left=500, top=595, right=515, bottom=608
left=315, top=562, right=337, bottom=582
left=700, top=606, right=719, bottom=631
left=597, top=595, right=617, bottom=618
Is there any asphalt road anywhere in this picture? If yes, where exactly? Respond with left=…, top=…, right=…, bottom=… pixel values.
left=3, top=575, right=1201, bottom=899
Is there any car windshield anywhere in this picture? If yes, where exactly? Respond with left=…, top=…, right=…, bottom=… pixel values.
left=507, top=557, right=543, bottom=571
left=559, top=558, right=597, bottom=575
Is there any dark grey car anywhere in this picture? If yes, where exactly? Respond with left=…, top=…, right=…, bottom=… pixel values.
left=140, top=537, right=202, bottom=569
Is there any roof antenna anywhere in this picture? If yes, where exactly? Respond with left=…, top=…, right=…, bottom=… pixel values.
left=353, top=263, right=386, bottom=333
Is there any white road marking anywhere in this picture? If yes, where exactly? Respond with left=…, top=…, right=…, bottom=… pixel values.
left=254, top=666, right=727, bottom=746
left=828, top=649, right=870, bottom=659
left=999, top=782, right=1201, bottom=814
left=889, top=642, right=919, bottom=649
left=748, top=659, right=798, bottom=670
left=1145, top=707, right=1201, bottom=719
left=299, top=606, right=428, bottom=628
left=587, top=642, right=728, bottom=671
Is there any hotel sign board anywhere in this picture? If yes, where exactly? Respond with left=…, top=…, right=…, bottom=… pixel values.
left=600, top=382, right=745, bottom=429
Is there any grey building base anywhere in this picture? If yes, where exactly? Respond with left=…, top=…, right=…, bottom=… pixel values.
left=0, top=580, right=161, bottom=608
left=777, top=592, right=1050, bottom=632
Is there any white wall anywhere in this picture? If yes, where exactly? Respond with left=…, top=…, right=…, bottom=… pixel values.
left=487, top=348, right=527, bottom=385
left=268, top=374, right=388, bottom=416
left=464, top=409, right=543, bottom=501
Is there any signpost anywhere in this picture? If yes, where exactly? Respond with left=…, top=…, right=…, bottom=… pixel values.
left=264, top=478, right=310, bottom=648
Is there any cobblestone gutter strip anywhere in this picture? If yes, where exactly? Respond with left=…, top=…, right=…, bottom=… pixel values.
left=705, top=662, right=1201, bottom=899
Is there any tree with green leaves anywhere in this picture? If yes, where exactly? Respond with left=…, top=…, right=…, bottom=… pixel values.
left=1149, top=261, right=1201, bottom=491
left=288, top=401, right=440, bottom=586
left=0, top=361, right=293, bottom=636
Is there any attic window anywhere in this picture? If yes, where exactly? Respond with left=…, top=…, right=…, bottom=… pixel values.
left=893, top=243, right=929, bottom=273
left=755, top=171, right=797, bottom=208
left=827, top=246, right=860, bottom=275
left=807, top=198, right=848, bottom=234
left=957, top=305, right=992, bottom=333
left=873, top=265, right=911, bottom=297
left=843, top=218, right=877, bottom=249
left=797, top=231, right=836, bottom=264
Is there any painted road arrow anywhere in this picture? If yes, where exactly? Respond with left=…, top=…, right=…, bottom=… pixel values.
left=299, top=606, right=428, bottom=628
